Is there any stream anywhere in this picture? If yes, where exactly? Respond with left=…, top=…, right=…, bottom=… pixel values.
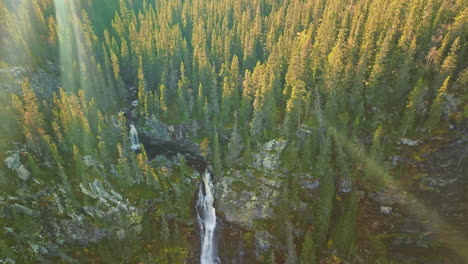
left=197, top=170, right=219, bottom=264
left=128, top=120, right=220, bottom=263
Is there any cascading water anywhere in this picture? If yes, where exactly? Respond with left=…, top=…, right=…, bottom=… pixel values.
left=129, top=123, right=141, bottom=150
left=197, top=170, right=219, bottom=264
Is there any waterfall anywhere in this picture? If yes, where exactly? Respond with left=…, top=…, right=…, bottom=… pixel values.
left=129, top=123, right=141, bottom=150
left=197, top=170, right=219, bottom=264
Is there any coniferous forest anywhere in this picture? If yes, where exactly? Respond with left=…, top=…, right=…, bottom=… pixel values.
left=0, top=0, right=467, bottom=263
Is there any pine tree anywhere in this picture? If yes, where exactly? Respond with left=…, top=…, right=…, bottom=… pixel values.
left=439, top=37, right=460, bottom=82
left=425, top=76, right=451, bottom=131
left=160, top=215, right=170, bottom=243
left=11, top=81, right=46, bottom=156
left=265, top=250, right=276, bottom=264
left=137, top=56, right=148, bottom=116
left=220, top=56, right=241, bottom=125
left=285, top=80, right=307, bottom=131
left=159, top=84, right=168, bottom=120
left=212, top=127, right=222, bottom=177
left=177, top=63, right=190, bottom=121
left=299, top=231, right=316, bottom=264
left=314, top=136, right=334, bottom=247
left=401, top=78, right=427, bottom=136
left=285, top=220, right=297, bottom=264
left=226, top=113, right=243, bottom=165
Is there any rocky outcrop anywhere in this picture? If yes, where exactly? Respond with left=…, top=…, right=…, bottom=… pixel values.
left=216, top=168, right=282, bottom=229
left=216, top=140, right=288, bottom=229
left=139, top=115, right=207, bottom=172
left=0, top=62, right=60, bottom=98
left=365, top=137, right=468, bottom=264
left=215, top=139, right=327, bottom=262
left=142, top=115, right=200, bottom=146
left=252, top=139, right=287, bottom=171
left=0, top=158, right=146, bottom=263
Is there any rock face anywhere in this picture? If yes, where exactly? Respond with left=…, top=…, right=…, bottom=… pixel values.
left=215, top=139, right=324, bottom=262
left=369, top=137, right=468, bottom=264
left=0, top=62, right=60, bottom=97
left=216, top=169, right=282, bottom=229
left=254, top=230, right=278, bottom=258
left=214, top=140, right=288, bottom=262
left=216, top=140, right=287, bottom=229
left=142, top=115, right=200, bottom=147
left=139, top=116, right=207, bottom=172
left=0, top=161, right=146, bottom=263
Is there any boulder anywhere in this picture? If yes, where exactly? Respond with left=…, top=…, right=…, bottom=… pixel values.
left=254, top=231, right=277, bottom=258
left=368, top=187, right=407, bottom=205
left=380, top=206, right=392, bottom=214
left=339, top=178, right=352, bottom=193
left=4, top=153, right=30, bottom=180
left=4, top=153, right=21, bottom=170
left=399, top=138, right=421, bottom=146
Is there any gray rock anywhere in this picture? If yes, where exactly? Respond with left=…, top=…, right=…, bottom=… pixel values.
left=262, top=140, right=288, bottom=152
left=369, top=188, right=407, bottom=205
left=0, top=64, right=60, bottom=98
left=339, top=178, right=352, bottom=193
left=4, top=153, right=21, bottom=170
left=399, top=138, right=421, bottom=146
left=380, top=206, right=392, bottom=214
left=255, top=231, right=277, bottom=257
left=303, top=179, right=320, bottom=190
left=0, top=258, right=16, bottom=264
left=143, top=115, right=199, bottom=144
left=252, top=139, right=287, bottom=171
left=4, top=153, right=30, bottom=180
left=83, top=155, right=100, bottom=167
left=11, top=203, right=39, bottom=216
left=15, top=165, right=30, bottom=180
left=216, top=169, right=281, bottom=229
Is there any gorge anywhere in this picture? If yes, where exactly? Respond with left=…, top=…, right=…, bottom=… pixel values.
left=0, top=0, right=467, bottom=263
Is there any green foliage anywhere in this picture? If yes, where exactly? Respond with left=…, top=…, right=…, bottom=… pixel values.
left=300, top=231, right=316, bottom=264
left=329, top=192, right=358, bottom=259
left=401, top=78, right=428, bottom=136
left=212, top=128, right=222, bottom=177
left=425, top=76, right=451, bottom=130
left=313, top=137, right=335, bottom=248
left=1, top=0, right=466, bottom=262
left=285, top=220, right=297, bottom=264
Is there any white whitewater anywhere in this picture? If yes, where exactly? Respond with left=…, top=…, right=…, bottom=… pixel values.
left=197, top=170, right=219, bottom=264
left=129, top=123, right=141, bottom=150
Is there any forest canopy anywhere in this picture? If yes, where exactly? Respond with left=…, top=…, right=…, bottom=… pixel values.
left=0, top=0, right=467, bottom=263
